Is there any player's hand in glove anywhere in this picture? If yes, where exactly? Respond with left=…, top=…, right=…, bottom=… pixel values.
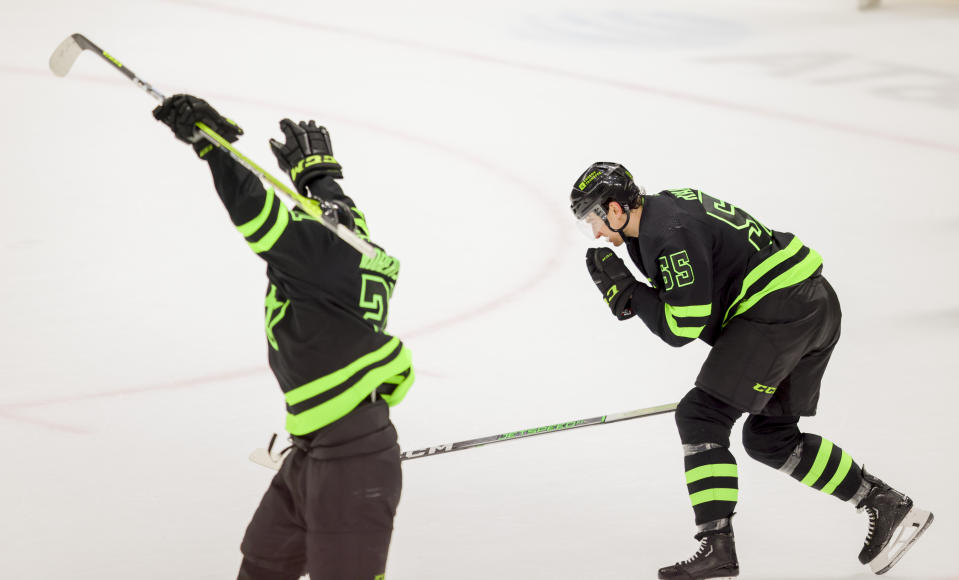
left=270, top=119, right=343, bottom=196
left=152, top=94, right=243, bottom=157
left=586, top=247, right=637, bottom=320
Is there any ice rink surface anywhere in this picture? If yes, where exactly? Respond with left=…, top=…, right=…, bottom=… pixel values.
left=2, top=0, right=958, bottom=578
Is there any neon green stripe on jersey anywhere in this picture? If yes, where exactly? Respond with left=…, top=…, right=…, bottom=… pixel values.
left=237, top=187, right=275, bottom=237
left=285, top=344, right=413, bottom=435
left=665, top=303, right=711, bottom=339
left=723, top=237, right=812, bottom=325
left=667, top=303, right=711, bottom=318
left=729, top=249, right=822, bottom=321
left=248, top=203, right=290, bottom=253
left=723, top=236, right=802, bottom=324
left=285, top=338, right=402, bottom=406
left=380, top=365, right=415, bottom=407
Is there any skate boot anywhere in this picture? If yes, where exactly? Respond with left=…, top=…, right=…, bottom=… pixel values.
left=658, top=532, right=739, bottom=580
left=856, top=468, right=934, bottom=574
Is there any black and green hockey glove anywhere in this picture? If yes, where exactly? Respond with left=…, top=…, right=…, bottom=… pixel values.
left=152, top=94, right=243, bottom=157
left=269, top=119, right=343, bottom=195
left=586, top=247, right=637, bottom=320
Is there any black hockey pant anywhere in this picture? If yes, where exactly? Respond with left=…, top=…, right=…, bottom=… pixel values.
left=238, top=400, right=401, bottom=580
left=675, top=387, right=867, bottom=533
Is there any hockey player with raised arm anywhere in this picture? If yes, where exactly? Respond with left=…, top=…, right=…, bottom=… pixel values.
left=570, top=163, right=932, bottom=579
left=153, top=95, right=413, bottom=580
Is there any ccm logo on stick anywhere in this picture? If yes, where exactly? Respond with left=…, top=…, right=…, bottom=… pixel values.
left=402, top=444, right=453, bottom=458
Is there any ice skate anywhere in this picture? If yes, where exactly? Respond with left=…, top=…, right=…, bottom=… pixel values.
left=856, top=469, right=934, bottom=574
left=658, top=532, right=739, bottom=580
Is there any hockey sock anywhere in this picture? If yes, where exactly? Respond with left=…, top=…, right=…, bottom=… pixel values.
left=779, top=433, right=865, bottom=503
left=684, top=444, right=739, bottom=527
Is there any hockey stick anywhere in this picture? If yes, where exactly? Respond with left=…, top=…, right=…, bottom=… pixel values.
left=248, top=401, right=678, bottom=470
left=48, top=33, right=377, bottom=258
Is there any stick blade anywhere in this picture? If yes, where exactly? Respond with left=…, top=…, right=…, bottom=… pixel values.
left=49, top=34, right=85, bottom=77
left=249, top=447, right=283, bottom=471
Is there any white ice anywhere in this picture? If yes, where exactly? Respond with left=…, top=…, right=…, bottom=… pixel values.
left=1, top=0, right=958, bottom=578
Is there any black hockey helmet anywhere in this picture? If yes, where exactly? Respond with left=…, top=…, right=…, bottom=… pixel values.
left=570, top=162, right=644, bottom=222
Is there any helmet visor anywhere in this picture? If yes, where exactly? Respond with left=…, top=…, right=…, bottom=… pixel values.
left=574, top=201, right=610, bottom=240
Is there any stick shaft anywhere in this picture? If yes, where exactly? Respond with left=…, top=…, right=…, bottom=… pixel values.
left=52, top=33, right=376, bottom=257
left=250, top=402, right=679, bottom=471
left=66, top=34, right=166, bottom=101
left=399, top=402, right=678, bottom=461
left=194, top=125, right=376, bottom=256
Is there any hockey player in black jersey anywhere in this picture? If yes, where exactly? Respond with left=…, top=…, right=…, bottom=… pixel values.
left=153, top=95, right=413, bottom=580
left=570, top=162, right=932, bottom=579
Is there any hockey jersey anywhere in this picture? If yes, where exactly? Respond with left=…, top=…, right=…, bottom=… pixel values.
left=626, top=189, right=822, bottom=347
left=204, top=149, right=413, bottom=435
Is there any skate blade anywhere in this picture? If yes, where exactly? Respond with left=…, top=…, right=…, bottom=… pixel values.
left=869, top=506, right=934, bottom=575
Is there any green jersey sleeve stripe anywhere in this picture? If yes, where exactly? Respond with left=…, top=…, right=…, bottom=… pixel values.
left=248, top=204, right=290, bottom=254
left=237, top=187, right=276, bottom=237
left=665, top=303, right=710, bottom=339
left=667, top=322, right=705, bottom=338
left=666, top=303, right=712, bottom=318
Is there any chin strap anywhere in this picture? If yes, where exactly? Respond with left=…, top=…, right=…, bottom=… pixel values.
left=605, top=207, right=631, bottom=237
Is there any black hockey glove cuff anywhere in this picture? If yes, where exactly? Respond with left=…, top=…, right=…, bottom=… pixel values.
left=152, top=94, right=243, bottom=158
left=270, top=119, right=343, bottom=196
left=586, top=248, right=637, bottom=320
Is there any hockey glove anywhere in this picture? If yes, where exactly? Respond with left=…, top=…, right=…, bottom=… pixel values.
left=586, top=247, right=636, bottom=320
left=152, top=94, right=243, bottom=157
left=269, top=119, right=343, bottom=196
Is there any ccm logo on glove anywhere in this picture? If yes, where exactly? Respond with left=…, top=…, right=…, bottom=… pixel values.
left=291, top=154, right=339, bottom=182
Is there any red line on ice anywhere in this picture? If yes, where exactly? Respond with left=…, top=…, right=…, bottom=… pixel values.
left=4, top=6, right=954, bottom=417
left=0, top=75, right=568, bottom=417
left=164, top=0, right=959, bottom=155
